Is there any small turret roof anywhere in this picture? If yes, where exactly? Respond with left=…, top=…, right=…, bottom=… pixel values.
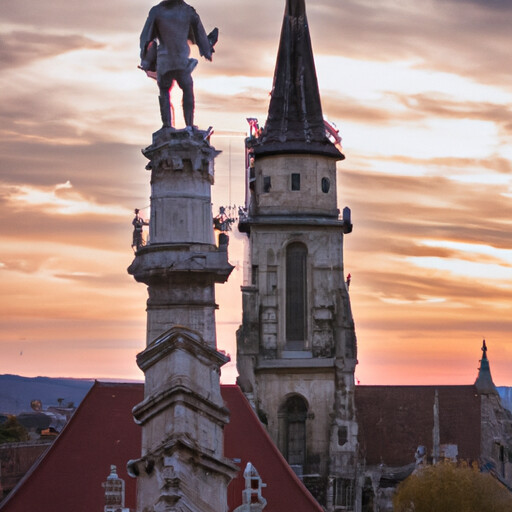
left=475, top=339, right=498, bottom=395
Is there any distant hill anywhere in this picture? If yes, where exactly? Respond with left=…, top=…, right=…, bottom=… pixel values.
left=0, top=375, right=95, bottom=415
left=1, top=374, right=509, bottom=417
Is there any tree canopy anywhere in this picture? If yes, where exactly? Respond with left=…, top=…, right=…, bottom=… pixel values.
left=0, top=415, right=30, bottom=444
left=393, top=462, right=512, bottom=512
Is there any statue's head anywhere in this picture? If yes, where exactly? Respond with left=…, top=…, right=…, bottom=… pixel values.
left=134, top=208, right=140, bottom=214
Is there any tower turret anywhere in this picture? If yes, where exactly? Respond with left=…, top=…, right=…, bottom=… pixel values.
left=475, top=339, right=498, bottom=395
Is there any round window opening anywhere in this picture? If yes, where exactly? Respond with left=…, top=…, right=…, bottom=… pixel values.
left=321, top=177, right=330, bottom=193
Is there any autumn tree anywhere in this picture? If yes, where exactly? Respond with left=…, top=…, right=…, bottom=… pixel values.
left=393, top=461, right=512, bottom=512
left=0, top=415, right=30, bottom=443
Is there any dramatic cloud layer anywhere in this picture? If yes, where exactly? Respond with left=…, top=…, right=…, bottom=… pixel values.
left=0, top=0, right=511, bottom=385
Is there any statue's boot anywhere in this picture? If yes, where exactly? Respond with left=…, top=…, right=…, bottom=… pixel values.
left=184, top=106, right=194, bottom=128
left=159, top=94, right=172, bottom=128
left=183, top=90, right=194, bottom=127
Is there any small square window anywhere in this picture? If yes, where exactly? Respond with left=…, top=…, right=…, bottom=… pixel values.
left=291, top=173, right=301, bottom=191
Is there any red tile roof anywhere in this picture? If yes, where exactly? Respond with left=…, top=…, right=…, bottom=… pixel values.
left=355, top=385, right=481, bottom=467
left=1, top=382, right=142, bottom=512
left=3, top=381, right=485, bottom=511
left=1, top=382, right=322, bottom=512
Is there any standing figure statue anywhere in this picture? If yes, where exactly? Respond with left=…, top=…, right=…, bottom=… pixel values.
left=132, top=209, right=149, bottom=251
left=139, top=0, right=218, bottom=128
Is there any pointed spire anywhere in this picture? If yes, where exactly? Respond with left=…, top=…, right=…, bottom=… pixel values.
left=475, top=339, right=498, bottom=395
left=254, top=0, right=343, bottom=159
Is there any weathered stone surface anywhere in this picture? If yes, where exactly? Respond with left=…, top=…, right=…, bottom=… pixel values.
left=129, top=126, right=235, bottom=512
left=248, top=154, right=339, bottom=218
left=142, top=129, right=220, bottom=246
left=128, top=129, right=233, bottom=348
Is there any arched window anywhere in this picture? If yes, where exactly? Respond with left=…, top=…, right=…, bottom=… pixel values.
left=281, top=395, right=308, bottom=467
left=286, top=242, right=307, bottom=348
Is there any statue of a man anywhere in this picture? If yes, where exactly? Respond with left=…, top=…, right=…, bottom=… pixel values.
left=139, top=0, right=217, bottom=128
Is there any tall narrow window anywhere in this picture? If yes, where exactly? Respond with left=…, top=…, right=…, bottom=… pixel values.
left=282, top=395, right=308, bottom=467
left=291, top=173, right=301, bottom=191
left=286, top=242, right=307, bottom=347
left=251, top=265, right=259, bottom=286
left=263, top=176, right=271, bottom=193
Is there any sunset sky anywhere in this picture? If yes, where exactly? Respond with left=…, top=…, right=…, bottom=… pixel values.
left=1, top=0, right=511, bottom=386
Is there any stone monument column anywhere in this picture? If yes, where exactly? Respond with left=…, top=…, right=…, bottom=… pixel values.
left=129, top=3, right=237, bottom=509
left=129, top=129, right=233, bottom=348
left=127, top=128, right=237, bottom=512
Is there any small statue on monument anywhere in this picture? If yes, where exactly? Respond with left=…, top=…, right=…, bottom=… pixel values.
left=132, top=209, right=149, bottom=251
left=139, top=0, right=218, bottom=129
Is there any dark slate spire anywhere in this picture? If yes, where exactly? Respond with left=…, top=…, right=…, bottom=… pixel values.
left=254, top=0, right=343, bottom=159
left=475, top=339, right=498, bottom=395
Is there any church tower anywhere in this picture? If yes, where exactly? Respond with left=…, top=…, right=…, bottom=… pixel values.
left=237, top=0, right=359, bottom=509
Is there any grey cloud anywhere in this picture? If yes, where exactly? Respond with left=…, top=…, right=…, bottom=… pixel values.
left=445, top=0, right=512, bottom=11
left=196, top=89, right=271, bottom=118
left=199, top=43, right=275, bottom=78
left=2, top=206, right=133, bottom=253
left=359, top=313, right=512, bottom=334
left=341, top=170, right=512, bottom=250
left=0, top=0, right=278, bottom=43
left=396, top=94, right=512, bottom=135
left=322, top=95, right=402, bottom=125
left=361, top=269, right=512, bottom=304
left=378, top=155, right=512, bottom=176
left=52, top=272, right=135, bottom=287
left=0, top=256, right=43, bottom=275
left=0, top=31, right=104, bottom=70
left=321, top=85, right=512, bottom=134
left=0, top=139, right=148, bottom=206
left=303, top=0, right=512, bottom=89
left=0, top=0, right=147, bottom=33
